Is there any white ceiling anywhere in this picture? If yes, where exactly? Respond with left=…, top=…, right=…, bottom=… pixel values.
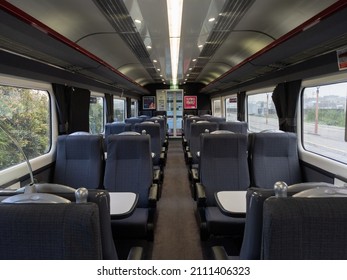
left=4, top=0, right=343, bottom=91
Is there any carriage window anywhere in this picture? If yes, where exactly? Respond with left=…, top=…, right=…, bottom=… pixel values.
left=212, top=99, right=222, bottom=117
left=247, top=92, right=278, bottom=132
left=225, top=96, right=237, bottom=121
left=131, top=99, right=138, bottom=117
left=114, top=98, right=126, bottom=122
left=302, top=82, right=347, bottom=164
left=0, top=85, right=51, bottom=171
left=89, top=95, right=104, bottom=134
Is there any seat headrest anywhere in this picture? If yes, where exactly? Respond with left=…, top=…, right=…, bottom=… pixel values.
left=118, top=131, right=141, bottom=136
left=211, top=130, right=234, bottom=134
left=260, top=129, right=284, bottom=133
left=70, top=131, right=90, bottom=135
left=293, top=185, right=347, bottom=197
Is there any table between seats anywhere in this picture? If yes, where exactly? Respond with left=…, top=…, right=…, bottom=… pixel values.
left=215, top=191, right=247, bottom=218
left=109, top=192, right=138, bottom=219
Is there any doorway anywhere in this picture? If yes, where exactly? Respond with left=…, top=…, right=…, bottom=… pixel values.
left=166, top=90, right=183, bottom=137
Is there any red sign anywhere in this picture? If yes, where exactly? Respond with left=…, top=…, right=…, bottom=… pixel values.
left=337, top=48, right=347, bottom=70
left=184, top=96, right=197, bottom=109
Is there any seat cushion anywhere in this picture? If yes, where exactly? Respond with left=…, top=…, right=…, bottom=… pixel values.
left=205, top=207, right=245, bottom=236
left=111, top=208, right=149, bottom=239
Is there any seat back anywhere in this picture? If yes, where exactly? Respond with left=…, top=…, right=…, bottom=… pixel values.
left=56, top=189, right=118, bottom=260
left=249, top=132, right=302, bottom=188
left=262, top=196, right=347, bottom=259
left=124, top=117, right=143, bottom=130
left=150, top=117, right=167, bottom=147
left=135, top=122, right=161, bottom=165
left=202, top=116, right=226, bottom=124
left=0, top=203, right=102, bottom=260
left=239, top=188, right=275, bottom=259
left=199, top=133, right=250, bottom=206
left=189, top=122, right=218, bottom=164
left=54, top=134, right=104, bottom=189
left=105, top=122, right=131, bottom=137
left=240, top=183, right=335, bottom=260
left=219, top=121, right=248, bottom=134
left=104, top=134, right=153, bottom=207
left=185, top=116, right=203, bottom=144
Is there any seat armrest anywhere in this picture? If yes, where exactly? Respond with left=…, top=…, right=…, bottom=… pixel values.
left=148, top=184, right=158, bottom=206
left=127, top=246, right=144, bottom=260
left=187, top=151, right=192, bottom=165
left=160, top=152, right=166, bottom=166
left=211, top=246, right=229, bottom=260
left=191, top=168, right=199, bottom=182
left=153, top=169, right=161, bottom=183
left=182, top=137, right=187, bottom=147
left=196, top=182, right=206, bottom=207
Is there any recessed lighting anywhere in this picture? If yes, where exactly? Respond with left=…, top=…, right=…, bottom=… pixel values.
left=160, top=74, right=163, bottom=77
left=186, top=74, right=190, bottom=77
left=153, top=59, right=158, bottom=63
left=192, top=58, right=197, bottom=62
left=134, top=19, right=142, bottom=24
left=208, top=17, right=215, bottom=22
left=198, top=44, right=203, bottom=48
left=167, top=0, right=183, bottom=86
left=157, top=68, right=161, bottom=71
left=189, top=68, right=192, bottom=71
left=147, top=45, right=152, bottom=49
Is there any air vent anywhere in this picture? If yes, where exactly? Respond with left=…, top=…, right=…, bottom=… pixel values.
left=93, top=0, right=158, bottom=81
left=191, top=0, right=255, bottom=81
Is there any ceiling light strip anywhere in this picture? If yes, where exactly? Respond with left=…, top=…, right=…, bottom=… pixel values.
left=167, top=0, right=183, bottom=85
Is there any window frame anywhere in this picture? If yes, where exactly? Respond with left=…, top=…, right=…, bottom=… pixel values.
left=224, top=94, right=238, bottom=121
left=89, top=92, right=106, bottom=134
left=298, top=72, right=347, bottom=182
left=131, top=98, right=138, bottom=117
left=211, top=97, right=223, bottom=117
left=113, top=96, right=126, bottom=122
left=246, top=87, right=277, bottom=132
left=0, top=74, right=57, bottom=188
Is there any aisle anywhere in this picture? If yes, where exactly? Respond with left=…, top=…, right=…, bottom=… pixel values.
left=151, top=139, right=203, bottom=259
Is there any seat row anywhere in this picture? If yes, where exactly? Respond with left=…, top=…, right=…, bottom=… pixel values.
left=212, top=183, right=347, bottom=260
left=54, top=132, right=160, bottom=241
left=190, top=130, right=311, bottom=240
left=0, top=186, right=143, bottom=259
left=183, top=120, right=248, bottom=166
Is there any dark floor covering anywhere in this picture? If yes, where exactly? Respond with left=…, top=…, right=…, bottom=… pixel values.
left=151, top=138, right=204, bottom=259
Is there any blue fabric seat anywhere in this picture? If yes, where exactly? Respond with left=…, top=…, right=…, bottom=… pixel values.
left=249, top=132, right=302, bottom=188
left=262, top=196, right=347, bottom=259
left=187, top=121, right=218, bottom=167
left=135, top=122, right=164, bottom=168
left=104, top=134, right=158, bottom=241
left=212, top=183, right=333, bottom=260
left=196, top=133, right=250, bottom=240
left=219, top=121, right=248, bottom=134
left=125, top=117, right=143, bottom=131
left=54, top=134, right=104, bottom=189
left=0, top=203, right=102, bottom=260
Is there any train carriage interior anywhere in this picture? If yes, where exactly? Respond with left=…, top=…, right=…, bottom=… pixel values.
left=1, top=0, right=347, bottom=262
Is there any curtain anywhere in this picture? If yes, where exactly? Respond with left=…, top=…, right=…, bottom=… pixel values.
left=105, top=93, right=114, bottom=123
left=272, top=80, right=302, bottom=132
left=52, top=83, right=68, bottom=134
left=67, top=87, right=90, bottom=133
left=237, top=91, right=246, bottom=121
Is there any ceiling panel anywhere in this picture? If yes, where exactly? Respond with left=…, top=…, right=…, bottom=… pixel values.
left=4, top=0, right=345, bottom=95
